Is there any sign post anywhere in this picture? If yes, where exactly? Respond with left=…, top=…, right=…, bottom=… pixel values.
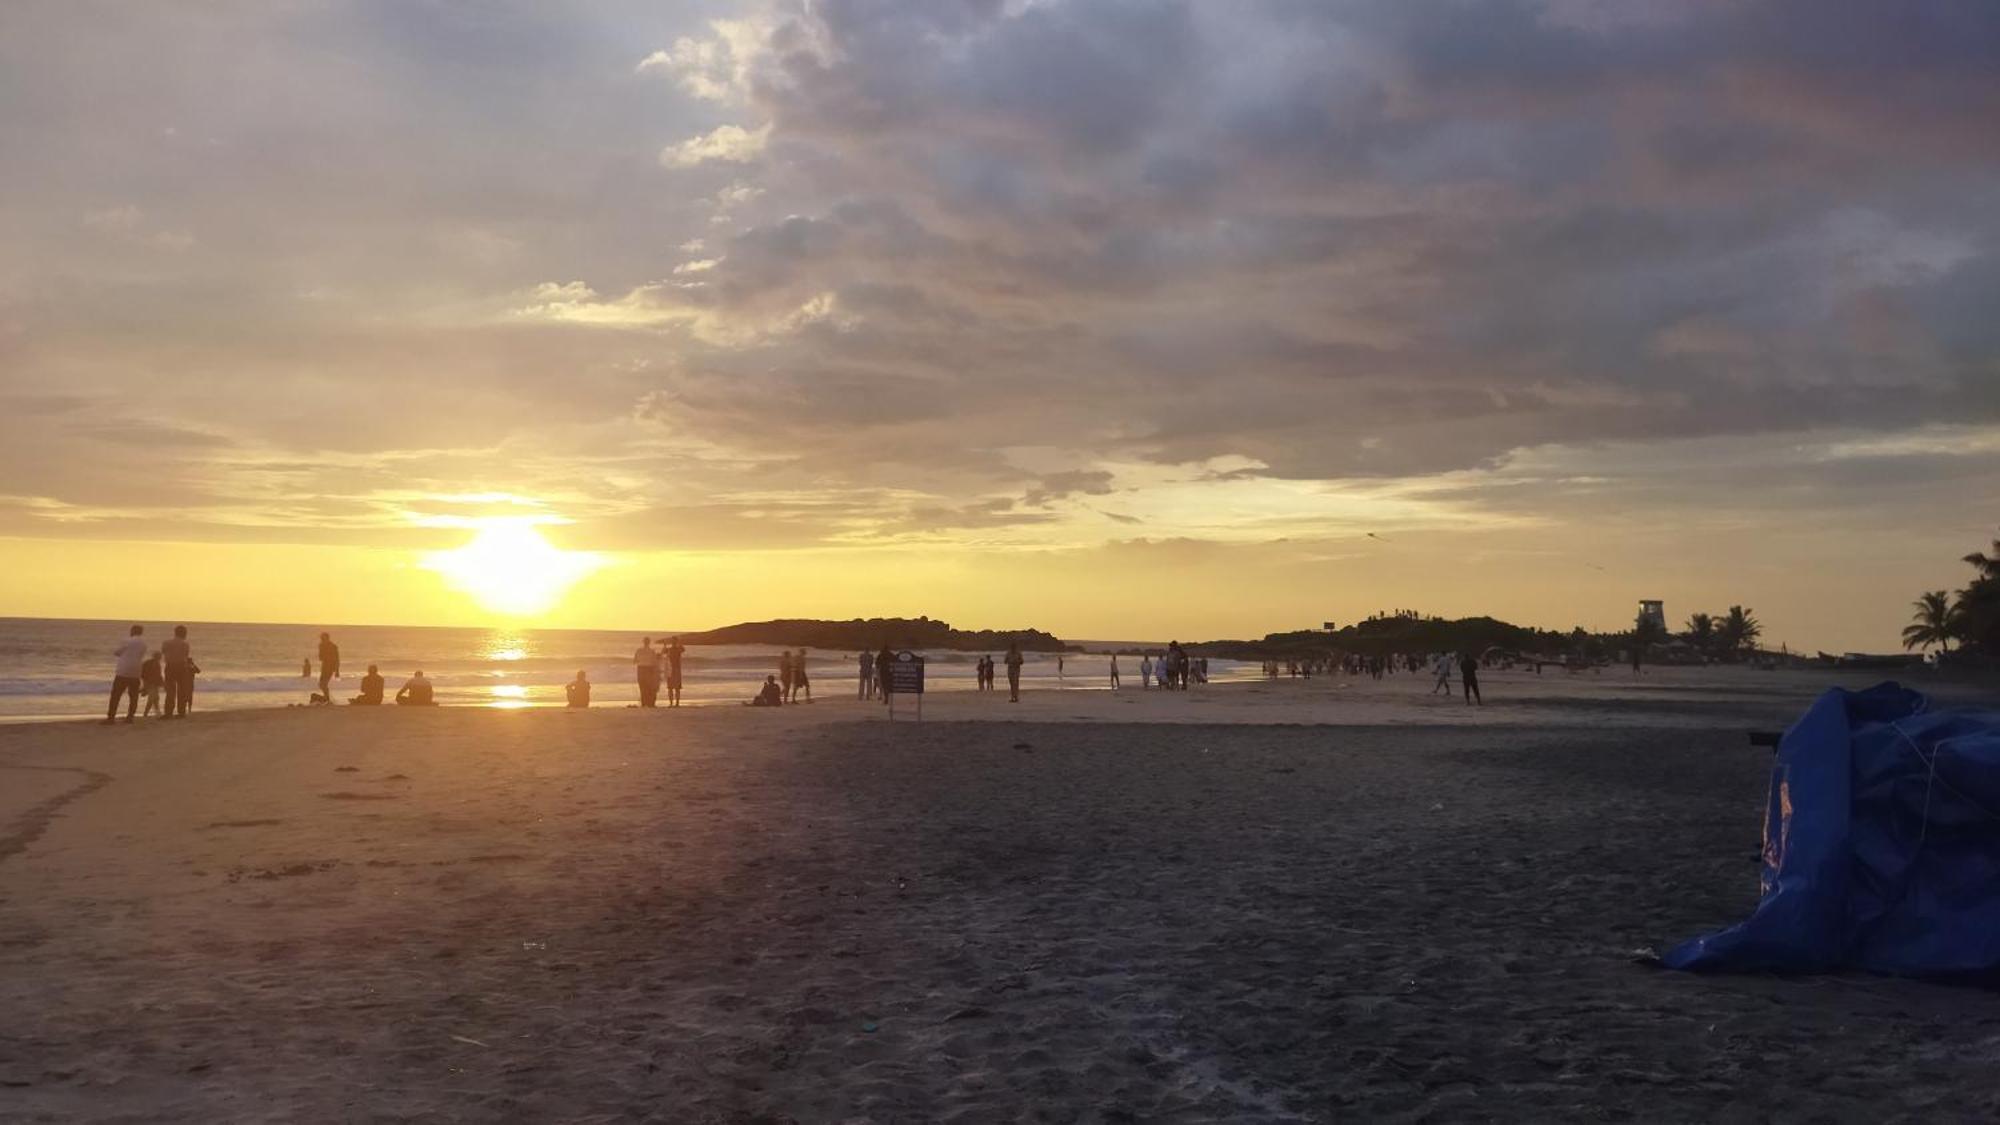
left=886, top=650, right=926, bottom=721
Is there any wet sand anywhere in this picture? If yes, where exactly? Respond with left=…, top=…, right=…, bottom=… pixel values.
left=3, top=671, right=1998, bottom=1121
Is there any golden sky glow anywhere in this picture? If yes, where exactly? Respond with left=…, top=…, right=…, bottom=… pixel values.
left=1, top=3, right=1996, bottom=650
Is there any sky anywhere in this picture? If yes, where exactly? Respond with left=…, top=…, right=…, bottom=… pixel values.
left=1, top=0, right=1996, bottom=650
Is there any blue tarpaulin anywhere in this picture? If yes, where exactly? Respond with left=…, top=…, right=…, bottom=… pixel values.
left=1664, top=682, right=2000, bottom=976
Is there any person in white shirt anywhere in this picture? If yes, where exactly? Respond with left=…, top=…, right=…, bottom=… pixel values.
left=1140, top=654, right=1154, bottom=689
left=105, top=624, right=147, bottom=724
left=634, top=637, right=662, bottom=708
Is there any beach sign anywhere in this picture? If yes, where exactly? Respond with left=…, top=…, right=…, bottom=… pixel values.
left=887, top=650, right=925, bottom=721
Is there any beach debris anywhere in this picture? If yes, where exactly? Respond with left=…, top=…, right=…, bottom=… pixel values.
left=333, top=766, right=358, bottom=773
left=1012, top=742, right=1032, bottom=750
left=449, top=1035, right=490, bottom=1048
left=944, top=1006, right=990, bottom=1022
left=521, top=941, right=547, bottom=951
left=861, top=1021, right=879, bottom=1034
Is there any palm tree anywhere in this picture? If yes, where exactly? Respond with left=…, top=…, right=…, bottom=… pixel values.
left=1684, top=612, right=1715, bottom=652
left=1963, top=529, right=2000, bottom=580
left=1717, top=605, right=1762, bottom=655
left=1902, top=590, right=1958, bottom=653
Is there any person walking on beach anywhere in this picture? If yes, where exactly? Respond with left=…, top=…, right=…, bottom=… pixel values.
left=664, top=637, right=685, bottom=707
left=1459, top=651, right=1482, bottom=706
left=779, top=649, right=796, bottom=703
left=140, top=650, right=164, bottom=716
left=634, top=636, right=661, bottom=707
left=1004, top=641, right=1024, bottom=703
left=566, top=670, right=591, bottom=708
left=1109, top=654, right=1121, bottom=689
left=1431, top=653, right=1454, bottom=695
left=105, top=625, right=146, bottom=725
left=858, top=651, right=873, bottom=699
left=161, top=625, right=195, bottom=717
left=793, top=649, right=812, bottom=703
left=317, top=632, right=340, bottom=702
left=875, top=645, right=894, bottom=705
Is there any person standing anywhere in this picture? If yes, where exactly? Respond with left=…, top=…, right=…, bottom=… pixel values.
left=634, top=636, right=661, bottom=708
left=1140, top=654, right=1153, bottom=689
left=105, top=625, right=147, bottom=725
left=1431, top=653, right=1454, bottom=695
left=1459, top=651, right=1482, bottom=706
left=317, top=632, right=341, bottom=701
left=779, top=649, right=795, bottom=703
left=1004, top=641, right=1024, bottom=703
left=794, top=649, right=812, bottom=703
left=140, top=650, right=164, bottom=716
left=1109, top=654, right=1121, bottom=690
left=858, top=651, right=873, bottom=700
left=875, top=645, right=894, bottom=705
left=664, top=637, right=686, bottom=707
left=162, top=625, right=195, bottom=718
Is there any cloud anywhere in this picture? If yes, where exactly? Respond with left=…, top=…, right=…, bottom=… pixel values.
left=659, top=122, right=770, bottom=168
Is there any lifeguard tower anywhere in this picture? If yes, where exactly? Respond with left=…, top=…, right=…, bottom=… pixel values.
left=1638, top=600, right=1665, bottom=631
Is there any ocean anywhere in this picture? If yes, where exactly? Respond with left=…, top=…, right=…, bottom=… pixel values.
left=0, top=617, right=1252, bottom=722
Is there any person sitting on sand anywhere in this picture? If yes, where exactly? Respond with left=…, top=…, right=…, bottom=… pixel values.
left=394, top=670, right=435, bottom=706
left=566, top=670, right=591, bottom=708
left=351, top=665, right=384, bottom=705
left=749, top=675, right=783, bottom=707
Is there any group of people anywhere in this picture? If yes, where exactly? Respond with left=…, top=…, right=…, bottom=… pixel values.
left=105, top=624, right=199, bottom=724
left=1137, top=642, right=1200, bottom=690
left=304, top=632, right=427, bottom=707
left=628, top=636, right=687, bottom=708
left=966, top=648, right=1025, bottom=699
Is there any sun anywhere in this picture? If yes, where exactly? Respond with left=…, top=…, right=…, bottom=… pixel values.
left=422, top=522, right=604, bottom=617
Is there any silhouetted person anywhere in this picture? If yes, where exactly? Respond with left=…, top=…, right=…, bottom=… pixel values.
left=1109, top=654, right=1120, bottom=689
left=567, top=670, right=591, bottom=708
left=875, top=645, right=894, bottom=705
left=858, top=651, right=873, bottom=699
left=105, top=624, right=146, bottom=724
left=351, top=664, right=384, bottom=705
left=1459, top=652, right=1482, bottom=706
left=793, top=648, right=812, bottom=703
left=750, top=675, right=783, bottom=706
left=162, top=625, right=195, bottom=717
left=395, top=670, right=435, bottom=706
left=301, top=658, right=311, bottom=677
left=1005, top=641, right=1023, bottom=703
left=664, top=637, right=685, bottom=707
left=140, top=651, right=163, bottom=716
left=634, top=636, right=660, bottom=708
left=779, top=649, right=795, bottom=703
left=317, top=631, right=340, bottom=701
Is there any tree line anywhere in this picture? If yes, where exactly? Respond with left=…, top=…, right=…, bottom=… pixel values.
left=1903, top=529, right=2000, bottom=656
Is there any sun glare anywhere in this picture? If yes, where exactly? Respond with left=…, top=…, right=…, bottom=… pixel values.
left=422, top=522, right=603, bottom=617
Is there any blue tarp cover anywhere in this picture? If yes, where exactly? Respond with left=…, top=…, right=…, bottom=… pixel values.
left=1664, top=683, right=2000, bottom=976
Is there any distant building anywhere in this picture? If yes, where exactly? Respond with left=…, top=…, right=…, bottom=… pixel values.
left=1638, top=600, right=1665, bottom=631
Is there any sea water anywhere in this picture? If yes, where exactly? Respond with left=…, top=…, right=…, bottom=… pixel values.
left=0, top=618, right=1250, bottom=722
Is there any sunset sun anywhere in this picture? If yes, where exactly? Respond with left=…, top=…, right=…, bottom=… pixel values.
left=421, top=522, right=603, bottom=617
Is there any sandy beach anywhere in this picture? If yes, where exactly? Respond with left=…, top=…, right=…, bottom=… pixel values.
left=4, top=669, right=1999, bottom=1121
